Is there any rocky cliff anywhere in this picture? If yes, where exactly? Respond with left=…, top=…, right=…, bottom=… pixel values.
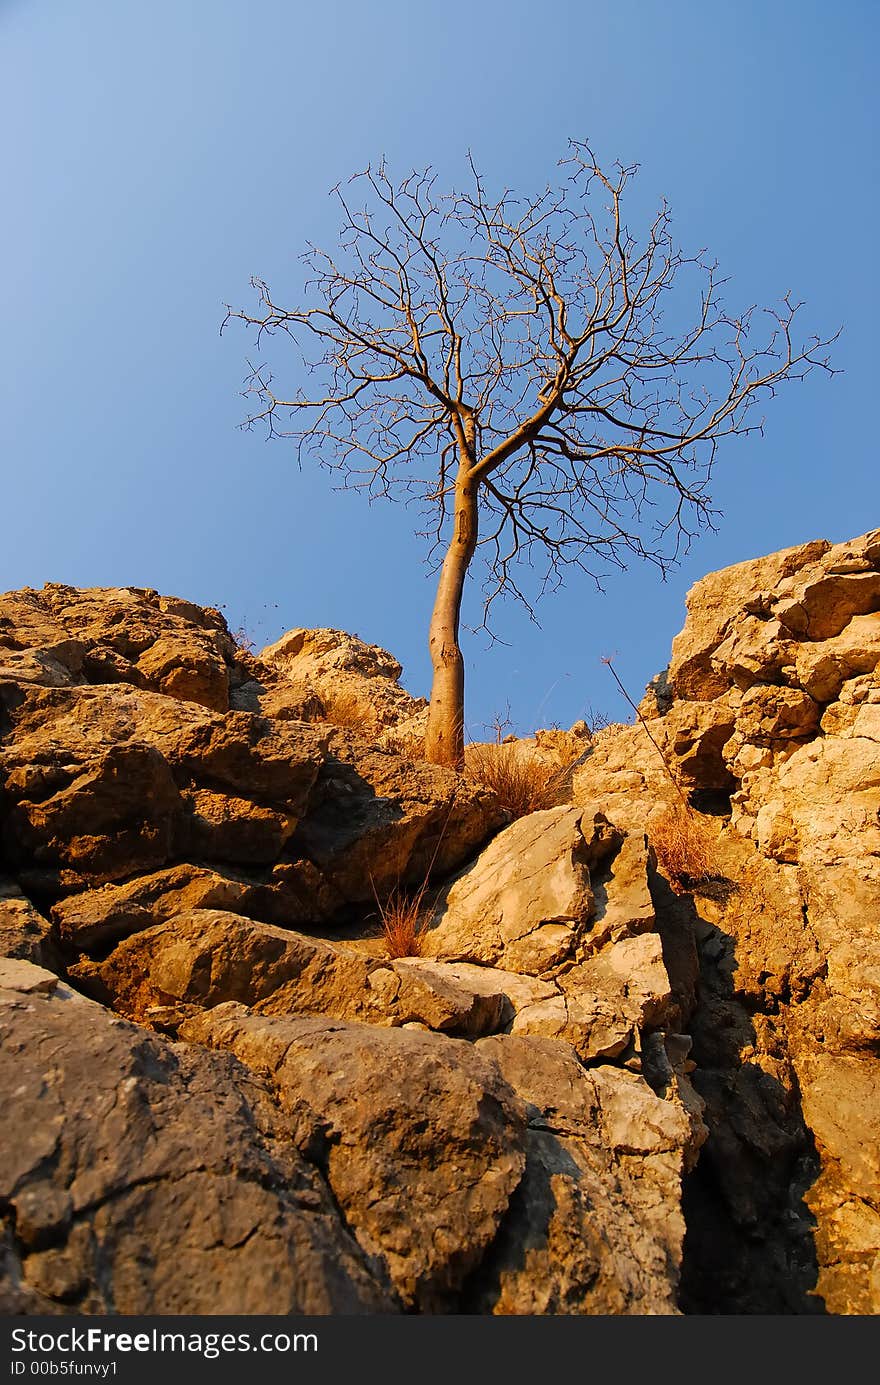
left=0, top=533, right=877, bottom=1315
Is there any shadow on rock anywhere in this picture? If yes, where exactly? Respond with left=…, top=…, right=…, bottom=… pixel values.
left=673, top=893, right=825, bottom=1314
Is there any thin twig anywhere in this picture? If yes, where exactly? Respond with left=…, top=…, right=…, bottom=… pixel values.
left=601, top=656, right=690, bottom=807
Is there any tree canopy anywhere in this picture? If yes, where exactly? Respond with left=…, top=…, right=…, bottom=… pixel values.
left=226, top=143, right=836, bottom=764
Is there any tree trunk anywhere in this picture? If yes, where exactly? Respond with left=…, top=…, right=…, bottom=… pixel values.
left=424, top=447, right=479, bottom=768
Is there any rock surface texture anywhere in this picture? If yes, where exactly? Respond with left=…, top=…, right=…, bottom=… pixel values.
left=0, top=586, right=500, bottom=950
left=1, top=537, right=878, bottom=1315
left=575, top=528, right=880, bottom=1313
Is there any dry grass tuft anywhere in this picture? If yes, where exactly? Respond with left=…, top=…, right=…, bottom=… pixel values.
left=372, top=787, right=460, bottom=958
left=602, top=655, right=726, bottom=892
left=649, top=804, right=720, bottom=890
left=318, top=686, right=378, bottom=732
left=464, top=742, right=567, bottom=819
left=375, top=885, right=431, bottom=958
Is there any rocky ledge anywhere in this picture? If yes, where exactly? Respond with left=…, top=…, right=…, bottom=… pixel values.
left=0, top=534, right=877, bottom=1314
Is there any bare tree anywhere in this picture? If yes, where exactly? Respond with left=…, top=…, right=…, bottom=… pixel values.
left=224, top=143, right=836, bottom=767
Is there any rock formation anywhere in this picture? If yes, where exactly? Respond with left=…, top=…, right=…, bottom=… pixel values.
left=574, top=528, right=880, bottom=1313
left=259, top=625, right=429, bottom=749
left=0, top=531, right=877, bottom=1314
left=0, top=585, right=500, bottom=948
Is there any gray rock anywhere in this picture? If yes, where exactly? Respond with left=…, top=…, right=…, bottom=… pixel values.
left=0, top=962, right=395, bottom=1314
left=468, top=1034, right=695, bottom=1314
left=181, top=1004, right=528, bottom=1311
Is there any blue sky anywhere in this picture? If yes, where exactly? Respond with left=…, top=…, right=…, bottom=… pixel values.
left=2, top=1, right=876, bottom=736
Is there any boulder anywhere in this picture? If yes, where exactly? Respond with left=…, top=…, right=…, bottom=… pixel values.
left=563, top=932, right=674, bottom=1030
left=794, top=615, right=880, bottom=702
left=424, top=806, right=598, bottom=973
left=510, top=990, right=634, bottom=1062
left=468, top=1035, right=695, bottom=1314
left=181, top=1004, right=528, bottom=1311
left=0, top=879, right=58, bottom=969
left=733, top=686, right=820, bottom=746
left=0, top=961, right=394, bottom=1314
left=71, top=909, right=376, bottom=1024
left=75, top=909, right=513, bottom=1039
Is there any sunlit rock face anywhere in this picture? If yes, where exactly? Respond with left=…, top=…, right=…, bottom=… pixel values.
left=1, top=531, right=878, bottom=1314
left=574, top=528, right=880, bottom=1314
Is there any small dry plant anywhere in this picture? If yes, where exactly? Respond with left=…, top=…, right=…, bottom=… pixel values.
left=371, top=790, right=461, bottom=958
left=319, top=686, right=378, bottom=733
left=602, top=655, right=724, bottom=891
left=230, top=624, right=257, bottom=655
left=649, top=803, right=718, bottom=890
left=464, top=741, right=566, bottom=819
left=374, top=882, right=432, bottom=958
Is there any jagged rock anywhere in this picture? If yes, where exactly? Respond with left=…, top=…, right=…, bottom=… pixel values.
left=795, top=616, right=880, bottom=702
left=572, top=724, right=678, bottom=835
left=660, top=701, right=737, bottom=790
left=181, top=1004, right=528, bottom=1311
left=734, top=733, right=880, bottom=869
left=261, top=626, right=427, bottom=736
left=512, top=932, right=674, bottom=1063
left=393, top=958, right=558, bottom=1025
left=733, top=686, right=820, bottom=746
left=0, top=589, right=500, bottom=952
left=71, top=909, right=376, bottom=1022
left=0, top=584, right=238, bottom=710
left=376, top=958, right=509, bottom=1036
left=799, top=864, right=880, bottom=1051
left=420, top=809, right=676, bottom=1062
left=665, top=537, right=832, bottom=700
left=51, top=860, right=342, bottom=950
left=292, top=730, right=503, bottom=902
left=75, top=909, right=511, bottom=1040
left=563, top=932, right=673, bottom=1030
left=510, top=990, right=634, bottom=1062
left=0, top=879, right=58, bottom=968
left=177, top=787, right=298, bottom=863
left=583, top=530, right=880, bottom=1315
left=0, top=956, right=60, bottom=995
left=584, top=831, right=656, bottom=952
left=0, top=683, right=327, bottom=889
left=0, top=648, right=77, bottom=688
left=797, top=1054, right=880, bottom=1315
left=776, top=571, right=880, bottom=642
left=468, top=1035, right=694, bottom=1314
left=3, top=538, right=878, bottom=1317
left=424, top=806, right=599, bottom=973
left=0, top=961, right=395, bottom=1314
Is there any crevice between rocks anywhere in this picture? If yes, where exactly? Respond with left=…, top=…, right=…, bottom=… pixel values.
left=672, top=891, right=826, bottom=1315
